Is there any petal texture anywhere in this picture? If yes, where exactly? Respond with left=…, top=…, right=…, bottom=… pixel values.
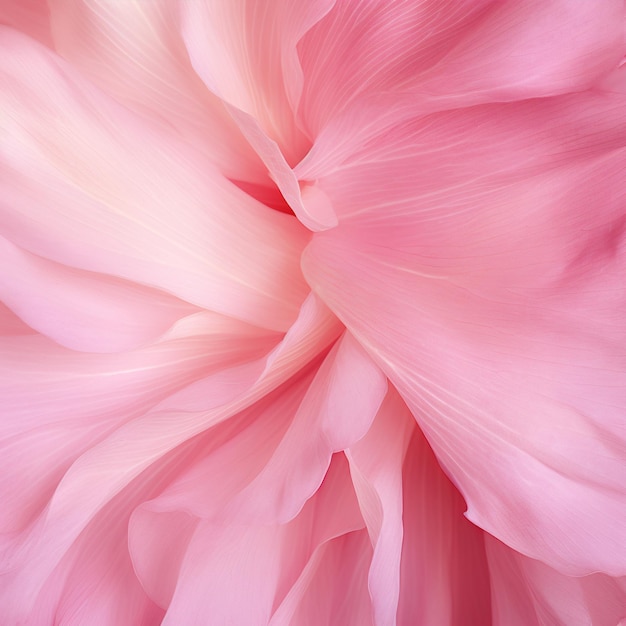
left=303, top=89, right=626, bottom=576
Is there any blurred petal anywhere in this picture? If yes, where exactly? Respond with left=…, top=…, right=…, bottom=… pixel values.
left=303, top=90, right=626, bottom=575
left=0, top=0, right=52, bottom=47
left=0, top=30, right=309, bottom=332
left=486, top=537, right=626, bottom=626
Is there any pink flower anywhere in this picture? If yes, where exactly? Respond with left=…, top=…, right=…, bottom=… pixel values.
left=1, top=1, right=625, bottom=624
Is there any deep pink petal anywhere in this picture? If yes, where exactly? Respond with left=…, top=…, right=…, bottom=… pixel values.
left=0, top=0, right=52, bottom=47
left=398, top=418, right=492, bottom=625
left=297, top=0, right=623, bottom=146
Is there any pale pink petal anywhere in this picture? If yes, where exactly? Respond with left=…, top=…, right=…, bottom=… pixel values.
left=302, top=90, right=626, bottom=575
left=344, top=388, right=414, bottom=626
left=0, top=313, right=276, bottom=537
left=181, top=1, right=339, bottom=231
left=486, top=536, right=626, bottom=626
left=0, top=294, right=339, bottom=615
left=131, top=454, right=365, bottom=624
left=0, top=236, right=196, bottom=352
left=179, top=0, right=335, bottom=164
left=276, top=530, right=374, bottom=626
left=24, top=473, right=167, bottom=626
left=46, top=0, right=265, bottom=182
left=224, top=331, right=387, bottom=524
left=0, top=30, right=309, bottom=331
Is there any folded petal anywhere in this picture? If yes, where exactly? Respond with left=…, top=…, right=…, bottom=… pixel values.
left=344, top=388, right=414, bottom=626
left=302, top=91, right=626, bottom=575
left=225, top=331, right=387, bottom=525
left=0, top=236, right=196, bottom=352
left=272, top=530, right=374, bottom=626
left=0, top=30, right=309, bottom=332
left=0, top=313, right=277, bottom=537
left=23, top=472, right=167, bottom=626
left=180, top=0, right=335, bottom=165
left=296, top=0, right=624, bottom=157
left=486, top=536, right=626, bottom=626
left=0, top=294, right=340, bottom=614
left=130, top=454, right=365, bottom=624
left=296, top=0, right=491, bottom=136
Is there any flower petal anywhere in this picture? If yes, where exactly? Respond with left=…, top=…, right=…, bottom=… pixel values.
left=0, top=30, right=309, bottom=332
left=302, top=92, right=626, bottom=575
left=46, top=0, right=265, bottom=182
left=224, top=331, right=387, bottom=525
left=486, top=536, right=626, bottom=626
left=344, top=388, right=414, bottom=626
left=0, top=0, right=52, bottom=47
left=130, top=454, right=365, bottom=624
left=398, top=418, right=492, bottom=625
left=296, top=0, right=624, bottom=165
left=0, top=314, right=277, bottom=536
left=0, top=236, right=196, bottom=352
left=0, top=294, right=339, bottom=614
left=179, top=0, right=335, bottom=164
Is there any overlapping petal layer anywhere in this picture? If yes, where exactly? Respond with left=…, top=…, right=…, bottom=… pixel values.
left=1, top=0, right=625, bottom=624
left=302, top=85, right=626, bottom=576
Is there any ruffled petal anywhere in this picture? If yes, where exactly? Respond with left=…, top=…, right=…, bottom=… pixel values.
left=0, top=313, right=277, bottom=538
left=302, top=91, right=626, bottom=575
left=296, top=0, right=624, bottom=151
left=0, top=29, right=309, bottom=332
left=179, top=0, right=335, bottom=164
left=224, top=331, right=387, bottom=525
